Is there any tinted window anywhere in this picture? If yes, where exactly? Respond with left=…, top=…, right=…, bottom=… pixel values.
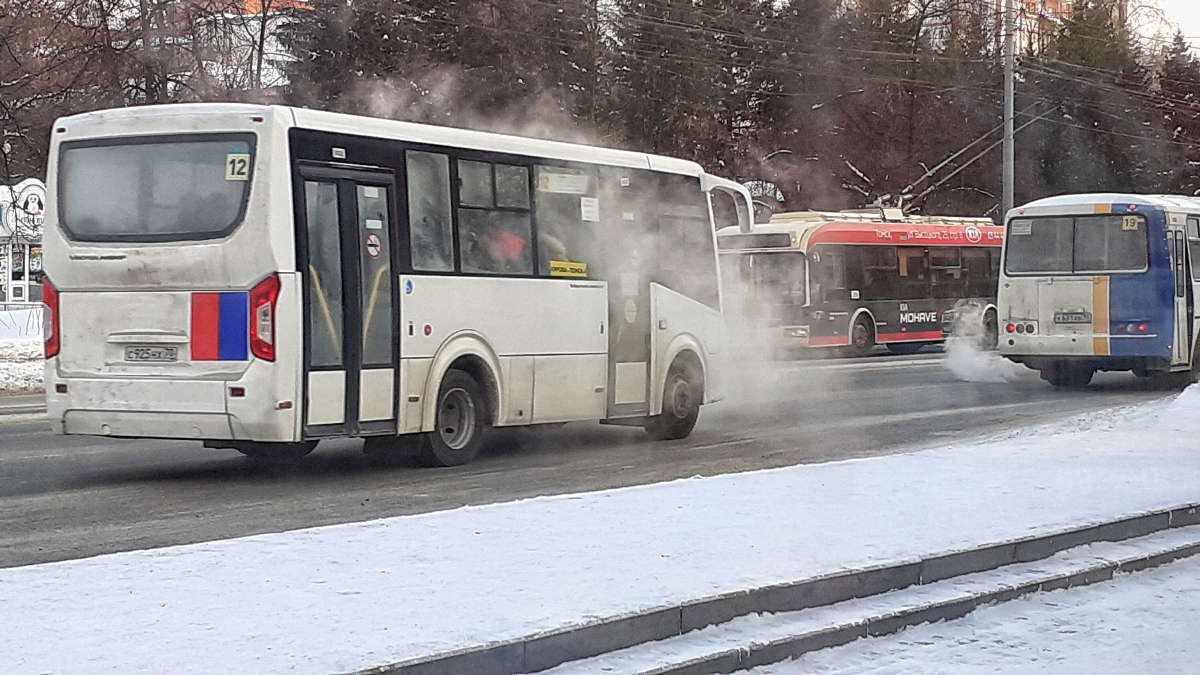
left=458, top=210, right=533, bottom=275
left=59, top=135, right=255, bottom=241
left=1189, top=217, right=1200, bottom=282
left=458, top=160, right=493, bottom=208
left=304, top=181, right=343, bottom=368
left=860, top=246, right=900, bottom=301
left=1005, top=215, right=1147, bottom=274
left=406, top=151, right=454, bottom=272
left=535, top=165, right=598, bottom=277
left=495, top=164, right=530, bottom=209
left=1073, top=215, right=1148, bottom=272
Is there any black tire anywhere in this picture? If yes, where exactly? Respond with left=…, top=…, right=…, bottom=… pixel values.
left=980, top=311, right=999, bottom=351
left=1041, top=363, right=1094, bottom=389
left=849, top=316, right=875, bottom=357
left=645, top=361, right=702, bottom=441
left=886, top=342, right=923, bottom=355
left=417, top=369, right=490, bottom=467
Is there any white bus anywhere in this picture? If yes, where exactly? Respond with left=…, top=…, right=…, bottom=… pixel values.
left=998, top=194, right=1200, bottom=388
left=43, top=104, right=753, bottom=465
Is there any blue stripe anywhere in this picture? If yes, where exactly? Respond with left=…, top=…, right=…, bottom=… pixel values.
left=218, top=292, right=249, bottom=361
left=1109, top=206, right=1174, bottom=358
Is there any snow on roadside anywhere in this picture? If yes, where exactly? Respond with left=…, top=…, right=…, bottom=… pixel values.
left=756, top=551, right=1200, bottom=674
left=2, top=386, right=1200, bottom=674
left=0, top=338, right=44, bottom=395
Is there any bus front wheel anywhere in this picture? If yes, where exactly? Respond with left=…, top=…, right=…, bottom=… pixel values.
left=645, top=361, right=702, bottom=441
left=849, top=316, right=875, bottom=357
left=418, top=369, right=490, bottom=467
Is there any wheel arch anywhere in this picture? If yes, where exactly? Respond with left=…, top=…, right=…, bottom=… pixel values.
left=849, top=307, right=877, bottom=340
left=653, top=334, right=708, bottom=415
left=421, top=332, right=503, bottom=432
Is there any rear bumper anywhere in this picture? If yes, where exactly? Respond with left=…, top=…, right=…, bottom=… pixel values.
left=46, top=371, right=299, bottom=442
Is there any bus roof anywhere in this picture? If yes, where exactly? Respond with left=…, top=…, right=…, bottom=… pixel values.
left=1009, top=193, right=1200, bottom=219
left=717, top=209, right=1002, bottom=253
left=53, top=103, right=707, bottom=177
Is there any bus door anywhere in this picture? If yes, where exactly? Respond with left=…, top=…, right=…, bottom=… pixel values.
left=1170, top=225, right=1192, bottom=367
left=601, top=170, right=652, bottom=418
left=1189, top=217, right=1200, bottom=364
left=298, top=165, right=399, bottom=437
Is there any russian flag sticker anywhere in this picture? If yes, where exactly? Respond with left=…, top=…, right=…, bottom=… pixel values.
left=191, top=292, right=250, bottom=361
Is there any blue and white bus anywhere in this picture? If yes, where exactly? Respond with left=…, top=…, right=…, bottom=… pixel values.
left=998, top=194, right=1200, bottom=388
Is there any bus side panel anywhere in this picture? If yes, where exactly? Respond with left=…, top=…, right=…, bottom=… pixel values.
left=1108, top=270, right=1174, bottom=359
left=650, top=283, right=724, bottom=408
left=399, top=275, right=609, bottom=427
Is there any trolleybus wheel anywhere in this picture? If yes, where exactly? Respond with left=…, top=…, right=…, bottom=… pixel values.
left=1042, top=363, right=1094, bottom=389
left=418, top=369, right=490, bottom=467
left=849, top=316, right=875, bottom=357
left=645, top=361, right=702, bottom=441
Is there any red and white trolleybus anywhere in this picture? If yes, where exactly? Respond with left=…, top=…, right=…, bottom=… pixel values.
left=718, top=209, right=1005, bottom=356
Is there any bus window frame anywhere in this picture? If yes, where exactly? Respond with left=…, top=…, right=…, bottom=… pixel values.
left=57, top=132, right=258, bottom=244
left=1004, top=214, right=1150, bottom=276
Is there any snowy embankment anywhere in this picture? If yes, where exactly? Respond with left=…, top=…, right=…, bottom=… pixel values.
left=1, top=308, right=44, bottom=395
left=3, top=385, right=1200, bottom=674
left=0, top=339, right=43, bottom=395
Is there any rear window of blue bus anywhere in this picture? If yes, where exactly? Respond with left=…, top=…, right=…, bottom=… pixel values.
left=1005, top=215, right=1148, bottom=275
left=57, top=134, right=256, bottom=242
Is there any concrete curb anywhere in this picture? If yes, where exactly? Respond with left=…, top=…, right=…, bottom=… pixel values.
left=353, top=502, right=1200, bottom=675
left=640, top=535, right=1200, bottom=675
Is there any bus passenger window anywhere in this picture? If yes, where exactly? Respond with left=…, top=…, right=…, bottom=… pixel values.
left=1188, top=218, right=1200, bottom=282
left=406, top=152, right=454, bottom=272
left=898, top=247, right=930, bottom=299
left=930, top=247, right=963, bottom=299
left=495, top=165, right=530, bottom=209
left=860, top=246, right=899, bottom=301
left=458, top=160, right=493, bottom=207
left=534, top=166, right=597, bottom=277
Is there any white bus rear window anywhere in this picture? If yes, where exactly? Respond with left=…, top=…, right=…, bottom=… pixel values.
left=1004, top=215, right=1149, bottom=275
left=58, top=135, right=255, bottom=241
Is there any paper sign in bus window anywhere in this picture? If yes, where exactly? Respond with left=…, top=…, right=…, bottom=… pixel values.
left=1010, top=220, right=1033, bottom=235
left=549, top=261, right=588, bottom=277
left=580, top=197, right=600, bottom=222
left=225, top=153, right=251, bottom=181
left=1122, top=216, right=1140, bottom=231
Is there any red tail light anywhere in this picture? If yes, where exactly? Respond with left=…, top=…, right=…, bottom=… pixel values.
left=43, top=278, right=60, bottom=359
left=250, top=274, right=281, bottom=361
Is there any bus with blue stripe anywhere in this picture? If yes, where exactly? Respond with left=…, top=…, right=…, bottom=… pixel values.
left=998, top=194, right=1200, bottom=388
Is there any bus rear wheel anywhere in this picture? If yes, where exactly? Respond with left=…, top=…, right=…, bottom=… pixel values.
left=1041, top=363, right=1094, bottom=389
left=418, top=369, right=490, bottom=467
left=981, top=311, right=999, bottom=351
left=849, top=316, right=875, bottom=357
left=645, top=361, right=702, bottom=441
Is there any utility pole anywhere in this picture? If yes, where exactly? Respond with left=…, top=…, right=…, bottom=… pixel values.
left=1002, top=0, right=1016, bottom=217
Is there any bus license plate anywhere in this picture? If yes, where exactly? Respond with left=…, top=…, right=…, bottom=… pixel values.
left=1053, top=311, right=1092, bottom=324
left=124, top=346, right=179, bottom=362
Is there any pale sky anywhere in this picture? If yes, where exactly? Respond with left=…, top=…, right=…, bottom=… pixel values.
left=1158, top=0, right=1200, bottom=44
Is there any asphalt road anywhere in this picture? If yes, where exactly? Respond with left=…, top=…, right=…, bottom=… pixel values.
left=0, top=350, right=1179, bottom=568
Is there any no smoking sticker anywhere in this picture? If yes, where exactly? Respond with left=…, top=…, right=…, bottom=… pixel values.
left=365, top=233, right=382, bottom=259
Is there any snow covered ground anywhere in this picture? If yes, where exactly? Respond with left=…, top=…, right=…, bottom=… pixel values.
left=0, top=338, right=43, bottom=395
left=2, top=384, right=1199, bottom=673
left=755, top=552, right=1200, bottom=674
left=0, top=307, right=41, bottom=340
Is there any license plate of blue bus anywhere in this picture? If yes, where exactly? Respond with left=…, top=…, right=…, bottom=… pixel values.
left=1053, top=311, right=1092, bottom=324
left=124, top=346, right=178, bottom=362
